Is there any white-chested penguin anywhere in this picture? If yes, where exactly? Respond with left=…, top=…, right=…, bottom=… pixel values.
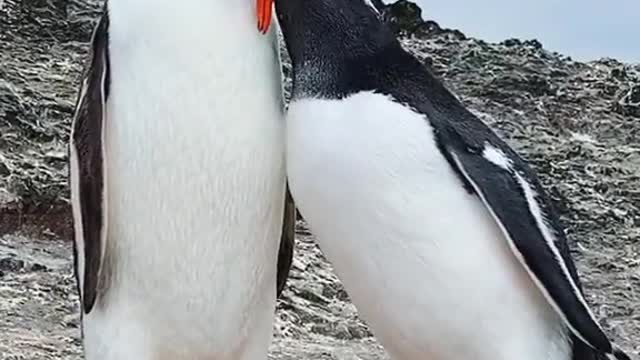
left=69, top=0, right=295, bottom=359
left=275, top=0, right=631, bottom=359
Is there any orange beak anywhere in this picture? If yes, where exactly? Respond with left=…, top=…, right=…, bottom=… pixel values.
left=257, top=0, right=274, bottom=33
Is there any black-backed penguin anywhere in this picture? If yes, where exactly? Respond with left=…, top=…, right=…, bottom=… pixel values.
left=69, top=0, right=294, bottom=358
left=274, top=0, right=631, bottom=359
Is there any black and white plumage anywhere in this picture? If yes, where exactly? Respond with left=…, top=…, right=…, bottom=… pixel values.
left=275, top=0, right=630, bottom=359
left=69, top=1, right=294, bottom=358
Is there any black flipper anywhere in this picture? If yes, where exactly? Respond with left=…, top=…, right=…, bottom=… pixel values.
left=276, top=183, right=296, bottom=297
left=69, top=8, right=110, bottom=315
left=429, top=117, right=629, bottom=359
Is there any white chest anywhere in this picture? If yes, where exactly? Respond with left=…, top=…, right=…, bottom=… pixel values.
left=104, top=2, right=286, bottom=275
left=285, top=91, right=569, bottom=360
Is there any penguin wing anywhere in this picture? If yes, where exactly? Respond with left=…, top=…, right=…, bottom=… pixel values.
left=276, top=183, right=296, bottom=297
left=436, top=126, right=613, bottom=353
left=69, top=11, right=110, bottom=315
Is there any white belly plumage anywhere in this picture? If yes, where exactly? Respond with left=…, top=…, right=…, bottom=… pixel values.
left=81, top=3, right=286, bottom=359
left=286, top=91, right=571, bottom=360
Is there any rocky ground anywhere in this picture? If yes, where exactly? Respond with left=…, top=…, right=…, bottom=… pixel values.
left=0, top=0, right=638, bottom=359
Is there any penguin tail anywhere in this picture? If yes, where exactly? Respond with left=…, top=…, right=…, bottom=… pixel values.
left=607, top=345, right=631, bottom=360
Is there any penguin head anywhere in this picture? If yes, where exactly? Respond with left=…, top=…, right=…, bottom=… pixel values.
left=275, top=0, right=400, bottom=98
left=275, top=0, right=395, bottom=67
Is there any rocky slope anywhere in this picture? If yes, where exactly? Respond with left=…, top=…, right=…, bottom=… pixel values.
left=0, top=0, right=638, bottom=358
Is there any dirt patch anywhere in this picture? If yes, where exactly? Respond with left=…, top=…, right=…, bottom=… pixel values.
left=0, top=0, right=638, bottom=358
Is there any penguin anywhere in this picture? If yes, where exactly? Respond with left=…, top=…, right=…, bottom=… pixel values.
left=69, top=0, right=294, bottom=358
left=274, top=0, right=631, bottom=359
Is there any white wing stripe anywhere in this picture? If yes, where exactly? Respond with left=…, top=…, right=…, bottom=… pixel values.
left=512, top=171, right=601, bottom=327
left=70, top=51, right=90, bottom=301
left=481, top=144, right=512, bottom=170
left=450, top=150, right=603, bottom=350
left=69, top=134, right=85, bottom=299
left=483, top=143, right=599, bottom=330
left=98, top=47, right=108, bottom=289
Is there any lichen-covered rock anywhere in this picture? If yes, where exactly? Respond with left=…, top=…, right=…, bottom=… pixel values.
left=614, top=84, right=640, bottom=117
left=378, top=0, right=466, bottom=39
left=0, top=0, right=638, bottom=359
